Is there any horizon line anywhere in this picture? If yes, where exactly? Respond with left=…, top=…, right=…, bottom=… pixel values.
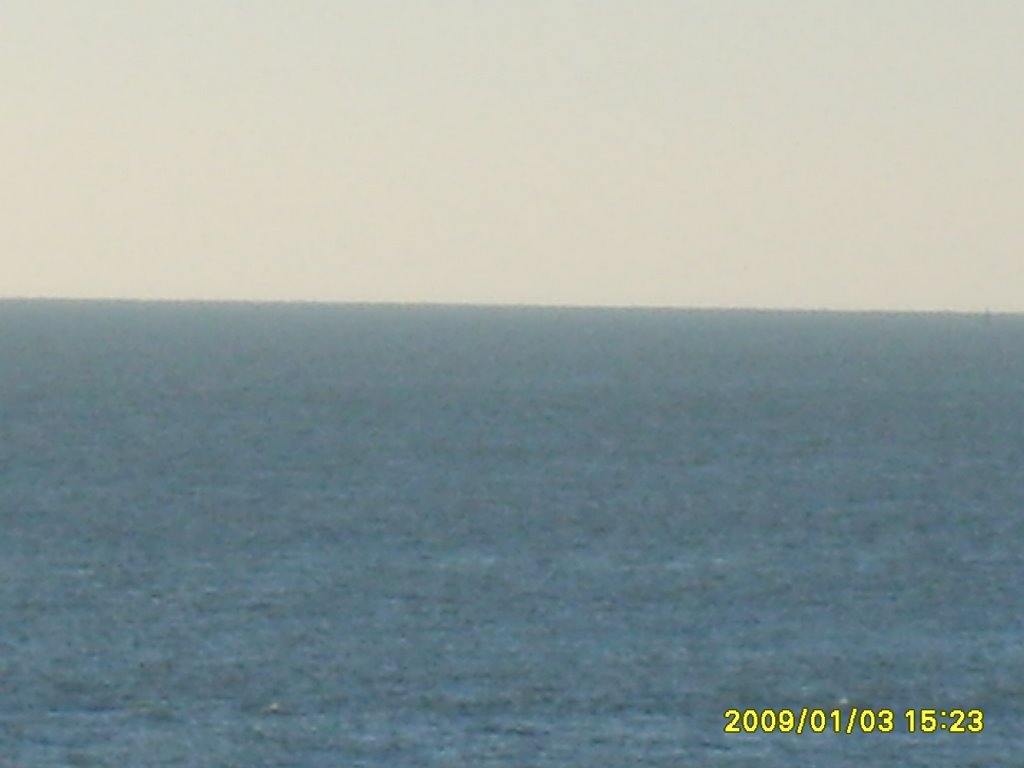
left=0, top=295, right=1017, bottom=317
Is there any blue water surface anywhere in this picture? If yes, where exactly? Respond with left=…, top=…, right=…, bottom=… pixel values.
left=1, top=302, right=1022, bottom=766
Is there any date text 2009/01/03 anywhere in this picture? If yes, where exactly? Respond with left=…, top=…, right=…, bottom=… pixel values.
left=723, top=708, right=984, bottom=735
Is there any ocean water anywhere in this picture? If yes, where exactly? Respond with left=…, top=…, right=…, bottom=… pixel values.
left=1, top=301, right=1022, bottom=767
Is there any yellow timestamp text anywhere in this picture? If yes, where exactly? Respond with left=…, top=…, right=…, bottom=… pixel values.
left=723, top=707, right=984, bottom=735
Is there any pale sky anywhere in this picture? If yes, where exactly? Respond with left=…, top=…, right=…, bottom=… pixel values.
left=3, top=1, right=1022, bottom=311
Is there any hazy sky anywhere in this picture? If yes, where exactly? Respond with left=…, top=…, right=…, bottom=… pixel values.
left=3, top=1, right=1022, bottom=310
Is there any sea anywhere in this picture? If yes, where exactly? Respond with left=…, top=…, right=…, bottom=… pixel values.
left=1, top=300, right=1022, bottom=767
